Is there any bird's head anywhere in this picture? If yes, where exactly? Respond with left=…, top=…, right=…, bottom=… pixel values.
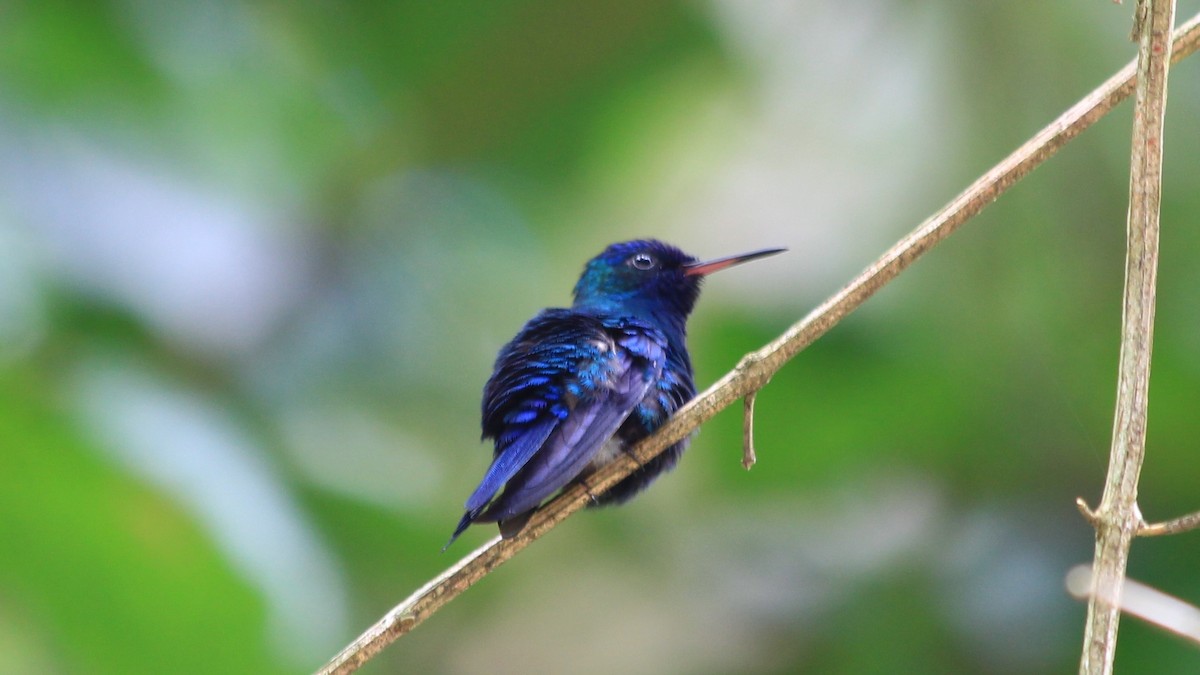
left=572, top=239, right=784, bottom=321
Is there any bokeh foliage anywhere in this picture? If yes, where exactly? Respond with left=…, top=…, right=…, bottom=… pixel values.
left=2, top=1, right=1199, bottom=673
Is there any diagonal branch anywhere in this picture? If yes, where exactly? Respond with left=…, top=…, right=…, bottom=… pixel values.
left=1078, top=1, right=1177, bottom=673
left=316, top=12, right=1200, bottom=675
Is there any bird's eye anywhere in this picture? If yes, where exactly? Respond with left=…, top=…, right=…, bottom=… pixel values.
left=629, top=253, right=656, bottom=270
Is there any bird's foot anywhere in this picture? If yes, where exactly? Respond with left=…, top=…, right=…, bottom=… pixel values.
left=578, top=476, right=602, bottom=505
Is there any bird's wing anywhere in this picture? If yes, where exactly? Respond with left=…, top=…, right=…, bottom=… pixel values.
left=470, top=310, right=665, bottom=523
left=462, top=416, right=556, bottom=515
left=482, top=348, right=654, bottom=521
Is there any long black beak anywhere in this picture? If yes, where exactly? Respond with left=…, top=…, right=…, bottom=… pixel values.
left=682, top=247, right=786, bottom=277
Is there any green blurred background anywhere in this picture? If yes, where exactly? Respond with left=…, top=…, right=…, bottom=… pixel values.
left=2, top=1, right=1199, bottom=673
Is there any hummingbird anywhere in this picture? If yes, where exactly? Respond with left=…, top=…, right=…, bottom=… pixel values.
left=446, top=239, right=784, bottom=548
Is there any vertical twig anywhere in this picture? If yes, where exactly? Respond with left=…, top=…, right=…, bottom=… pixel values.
left=1078, top=1, right=1176, bottom=673
left=742, top=391, right=758, bottom=470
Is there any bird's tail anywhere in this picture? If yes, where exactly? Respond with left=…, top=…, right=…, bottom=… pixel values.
left=442, top=511, right=476, bottom=552
left=442, top=507, right=535, bottom=551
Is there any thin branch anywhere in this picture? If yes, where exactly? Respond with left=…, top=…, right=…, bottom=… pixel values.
left=1139, top=509, right=1200, bottom=537
left=1078, top=1, right=1176, bottom=674
left=316, top=13, right=1200, bottom=675
left=742, top=390, right=758, bottom=470
left=1067, top=566, right=1200, bottom=647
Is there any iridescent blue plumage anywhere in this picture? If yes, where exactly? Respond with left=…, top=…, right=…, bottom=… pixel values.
left=446, top=239, right=783, bottom=547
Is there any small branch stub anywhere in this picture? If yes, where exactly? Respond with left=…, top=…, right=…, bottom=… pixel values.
left=742, top=391, right=758, bottom=470
left=1077, top=497, right=1102, bottom=527
left=1139, top=509, right=1200, bottom=537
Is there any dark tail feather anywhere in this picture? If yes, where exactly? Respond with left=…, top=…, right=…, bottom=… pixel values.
left=442, top=511, right=476, bottom=552
left=444, top=506, right=535, bottom=551
left=498, top=509, right=534, bottom=539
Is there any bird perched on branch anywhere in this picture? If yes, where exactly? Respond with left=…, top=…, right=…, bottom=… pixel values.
left=446, top=239, right=784, bottom=548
